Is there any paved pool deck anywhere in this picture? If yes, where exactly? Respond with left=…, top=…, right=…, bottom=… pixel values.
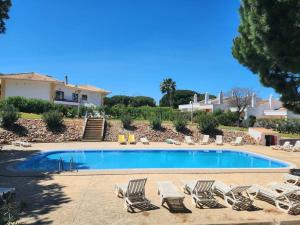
left=1, top=142, right=300, bottom=225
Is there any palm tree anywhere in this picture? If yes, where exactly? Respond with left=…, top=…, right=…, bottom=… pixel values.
left=160, top=78, right=176, bottom=107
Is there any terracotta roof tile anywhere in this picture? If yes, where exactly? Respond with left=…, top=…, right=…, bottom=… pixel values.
left=0, top=72, right=58, bottom=82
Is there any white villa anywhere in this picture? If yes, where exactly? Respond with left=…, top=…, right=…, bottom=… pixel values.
left=179, top=91, right=300, bottom=119
left=0, top=72, right=111, bottom=107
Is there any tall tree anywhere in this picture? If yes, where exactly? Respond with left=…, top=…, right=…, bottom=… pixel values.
left=160, top=78, right=176, bottom=107
left=232, top=0, right=300, bottom=114
left=0, top=0, right=11, bottom=34
left=228, top=88, right=252, bottom=126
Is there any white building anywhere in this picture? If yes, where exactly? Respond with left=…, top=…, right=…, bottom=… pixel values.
left=179, top=91, right=300, bottom=119
left=0, top=72, right=111, bottom=107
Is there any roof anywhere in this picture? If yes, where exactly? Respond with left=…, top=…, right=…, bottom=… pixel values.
left=78, top=85, right=111, bottom=94
left=249, top=127, right=279, bottom=134
left=0, top=72, right=58, bottom=82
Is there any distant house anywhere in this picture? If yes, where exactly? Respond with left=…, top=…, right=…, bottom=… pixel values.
left=178, top=91, right=300, bottom=119
left=0, top=72, right=111, bottom=107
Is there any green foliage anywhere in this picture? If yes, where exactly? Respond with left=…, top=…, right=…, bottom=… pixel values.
left=232, top=0, right=300, bottom=113
left=172, top=113, right=188, bottom=132
left=160, top=89, right=216, bottom=108
left=215, top=111, right=239, bottom=126
left=106, top=105, right=178, bottom=121
left=197, top=114, right=219, bottom=134
left=256, top=118, right=300, bottom=134
left=149, top=113, right=162, bottom=130
left=160, top=78, right=176, bottom=107
left=104, top=95, right=156, bottom=107
left=0, top=0, right=11, bottom=34
left=120, top=113, right=133, bottom=129
left=0, top=104, right=20, bottom=127
left=0, top=192, right=22, bottom=225
left=42, top=110, right=64, bottom=130
left=242, top=115, right=256, bottom=128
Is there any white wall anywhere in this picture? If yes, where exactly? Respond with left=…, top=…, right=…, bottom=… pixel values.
left=5, top=79, right=51, bottom=100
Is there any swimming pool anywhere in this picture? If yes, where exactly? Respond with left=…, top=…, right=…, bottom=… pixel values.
left=16, top=149, right=291, bottom=171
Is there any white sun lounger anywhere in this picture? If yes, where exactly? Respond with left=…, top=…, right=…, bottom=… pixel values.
left=230, top=137, right=243, bottom=146
left=165, top=139, right=181, bottom=145
left=184, top=136, right=195, bottom=145
left=115, top=178, right=151, bottom=212
left=157, top=181, right=185, bottom=208
left=11, top=140, right=31, bottom=148
left=215, top=135, right=223, bottom=145
left=269, top=183, right=300, bottom=194
left=289, top=141, right=300, bottom=152
left=199, top=135, right=209, bottom=145
left=284, top=174, right=300, bottom=186
left=249, top=184, right=300, bottom=214
left=213, top=181, right=253, bottom=210
left=140, top=137, right=149, bottom=145
left=271, top=141, right=292, bottom=150
left=181, top=179, right=217, bottom=208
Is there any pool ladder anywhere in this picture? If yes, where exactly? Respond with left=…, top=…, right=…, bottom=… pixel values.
left=58, top=157, right=77, bottom=172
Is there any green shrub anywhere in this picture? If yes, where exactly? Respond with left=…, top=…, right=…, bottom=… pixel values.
left=173, top=113, right=188, bottom=132
left=120, top=113, right=133, bottom=129
left=0, top=104, right=20, bottom=127
left=242, top=115, right=256, bottom=128
left=149, top=114, right=162, bottom=130
left=66, top=107, right=78, bottom=118
left=197, top=114, right=219, bottom=134
left=216, top=111, right=239, bottom=126
left=255, top=118, right=300, bottom=134
left=42, top=110, right=64, bottom=130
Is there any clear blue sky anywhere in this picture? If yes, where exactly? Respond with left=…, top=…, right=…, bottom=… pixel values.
left=0, top=0, right=277, bottom=103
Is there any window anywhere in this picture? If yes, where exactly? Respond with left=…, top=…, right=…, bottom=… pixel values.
left=72, top=93, right=78, bottom=102
left=55, top=91, right=64, bottom=100
left=82, top=94, right=88, bottom=101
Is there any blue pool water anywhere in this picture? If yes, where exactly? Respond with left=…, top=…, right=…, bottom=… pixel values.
left=16, top=149, right=290, bottom=171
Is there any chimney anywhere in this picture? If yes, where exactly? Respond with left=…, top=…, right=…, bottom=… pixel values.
left=193, top=94, right=198, bottom=103
left=218, top=91, right=223, bottom=104
left=64, top=75, right=68, bottom=85
left=269, top=94, right=273, bottom=109
left=204, top=92, right=209, bottom=104
left=251, top=93, right=256, bottom=108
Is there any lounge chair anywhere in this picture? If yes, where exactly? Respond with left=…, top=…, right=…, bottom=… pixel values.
left=284, top=174, right=300, bottom=186
left=215, top=135, right=223, bottom=145
left=20, top=141, right=31, bottom=147
left=271, top=141, right=292, bottom=150
left=128, top=134, right=136, bottom=144
left=115, top=178, right=151, bottom=212
left=249, top=185, right=300, bottom=214
left=118, top=135, right=126, bottom=145
left=184, top=136, right=195, bottom=145
left=12, top=140, right=22, bottom=147
left=269, top=183, right=300, bottom=193
left=165, top=139, right=181, bottom=145
left=157, top=181, right=185, bottom=208
left=140, top=137, right=149, bottom=145
left=199, top=135, right=209, bottom=145
left=230, top=137, right=243, bottom=146
left=289, top=141, right=300, bottom=152
left=213, top=181, right=253, bottom=210
left=181, top=179, right=218, bottom=208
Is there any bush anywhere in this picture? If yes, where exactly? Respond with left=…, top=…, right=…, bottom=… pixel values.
left=120, top=114, right=133, bottom=129
left=255, top=118, right=300, bottom=134
left=197, top=114, right=219, bottom=134
left=216, top=111, right=239, bottom=126
left=242, top=115, right=256, bottom=128
left=0, top=104, right=20, bottom=127
left=173, top=113, right=188, bottom=132
left=42, top=110, right=64, bottom=130
left=149, top=114, right=162, bottom=130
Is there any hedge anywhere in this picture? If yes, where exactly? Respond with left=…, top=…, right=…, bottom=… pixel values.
left=255, top=118, right=300, bottom=134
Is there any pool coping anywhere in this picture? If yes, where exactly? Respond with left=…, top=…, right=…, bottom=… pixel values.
left=10, top=148, right=296, bottom=174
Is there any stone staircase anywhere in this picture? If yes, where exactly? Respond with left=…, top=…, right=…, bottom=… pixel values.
left=82, top=117, right=105, bottom=141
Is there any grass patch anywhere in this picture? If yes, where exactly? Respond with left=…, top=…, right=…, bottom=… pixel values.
left=20, top=112, right=42, bottom=119
left=280, top=133, right=300, bottom=139
left=219, top=125, right=248, bottom=132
